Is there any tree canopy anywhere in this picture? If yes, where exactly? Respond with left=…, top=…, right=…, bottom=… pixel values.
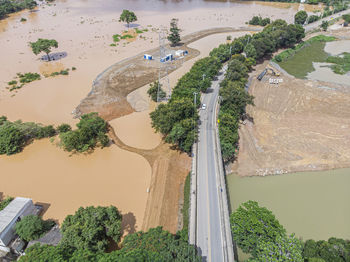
left=119, top=9, right=137, bottom=28
left=59, top=112, right=109, bottom=153
left=60, top=206, right=122, bottom=252
left=30, top=39, right=58, bottom=61
left=295, top=11, right=308, bottom=25
left=230, top=201, right=287, bottom=256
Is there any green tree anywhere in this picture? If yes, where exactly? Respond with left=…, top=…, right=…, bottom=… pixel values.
left=230, top=201, right=286, bottom=256
left=343, top=14, right=350, bottom=23
left=30, top=38, right=58, bottom=61
left=252, top=235, right=303, bottom=261
left=119, top=10, right=137, bottom=28
left=294, top=10, right=308, bottom=25
left=147, top=80, right=166, bottom=102
left=0, top=122, right=26, bottom=155
left=60, top=206, right=122, bottom=252
left=168, top=18, right=181, bottom=46
left=15, top=215, right=52, bottom=242
left=59, top=113, right=109, bottom=153
left=321, top=20, right=329, bottom=31
left=244, top=43, right=257, bottom=59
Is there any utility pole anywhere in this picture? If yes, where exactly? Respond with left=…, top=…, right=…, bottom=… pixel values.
left=193, top=92, right=198, bottom=142
left=158, top=28, right=171, bottom=102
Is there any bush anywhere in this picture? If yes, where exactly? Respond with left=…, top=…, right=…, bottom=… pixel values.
left=0, top=122, right=26, bottom=155
left=15, top=215, right=54, bottom=242
left=18, top=72, right=41, bottom=83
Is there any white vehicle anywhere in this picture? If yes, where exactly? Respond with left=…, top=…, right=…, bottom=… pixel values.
left=201, top=104, right=207, bottom=110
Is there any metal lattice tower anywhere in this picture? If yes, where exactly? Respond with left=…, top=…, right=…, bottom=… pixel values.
left=157, top=28, right=171, bottom=102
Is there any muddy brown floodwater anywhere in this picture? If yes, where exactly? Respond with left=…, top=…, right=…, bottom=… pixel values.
left=0, top=0, right=300, bottom=230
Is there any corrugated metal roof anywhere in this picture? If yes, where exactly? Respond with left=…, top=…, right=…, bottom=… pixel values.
left=0, top=197, right=32, bottom=234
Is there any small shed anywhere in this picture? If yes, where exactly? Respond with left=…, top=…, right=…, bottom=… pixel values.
left=143, top=54, right=153, bottom=60
left=0, top=198, right=35, bottom=247
left=161, top=54, right=173, bottom=63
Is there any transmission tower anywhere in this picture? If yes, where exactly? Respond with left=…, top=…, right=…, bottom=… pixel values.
left=157, top=28, right=171, bottom=102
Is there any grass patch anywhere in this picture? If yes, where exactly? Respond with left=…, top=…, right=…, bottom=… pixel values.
left=121, top=34, right=133, bottom=39
left=182, top=173, right=191, bottom=231
left=326, top=52, right=350, bottom=74
left=49, top=69, right=69, bottom=77
left=0, top=197, right=14, bottom=211
left=274, top=35, right=336, bottom=78
left=135, top=28, right=143, bottom=34
left=113, top=34, right=121, bottom=42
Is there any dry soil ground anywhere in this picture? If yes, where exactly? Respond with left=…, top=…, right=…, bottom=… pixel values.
left=232, top=28, right=350, bottom=176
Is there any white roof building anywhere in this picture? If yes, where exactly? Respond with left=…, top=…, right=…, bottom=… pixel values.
left=0, top=197, right=35, bottom=247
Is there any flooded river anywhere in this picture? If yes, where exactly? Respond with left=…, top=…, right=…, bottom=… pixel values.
left=227, top=169, right=350, bottom=241
left=0, top=0, right=320, bottom=229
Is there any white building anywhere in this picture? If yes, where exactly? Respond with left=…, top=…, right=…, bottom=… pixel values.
left=0, top=197, right=35, bottom=247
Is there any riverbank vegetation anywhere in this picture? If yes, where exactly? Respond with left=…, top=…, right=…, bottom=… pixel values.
left=0, top=116, right=56, bottom=155
left=20, top=205, right=201, bottom=261
left=0, top=0, right=37, bottom=20
left=231, top=201, right=350, bottom=262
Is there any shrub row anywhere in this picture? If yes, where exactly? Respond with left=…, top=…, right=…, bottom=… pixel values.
left=0, top=0, right=37, bottom=19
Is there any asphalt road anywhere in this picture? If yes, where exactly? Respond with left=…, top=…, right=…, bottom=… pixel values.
left=304, top=9, right=350, bottom=32
left=196, top=65, right=228, bottom=262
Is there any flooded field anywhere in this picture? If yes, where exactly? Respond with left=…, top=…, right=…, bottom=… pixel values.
left=227, top=169, right=350, bottom=240
left=0, top=0, right=305, bottom=227
left=0, top=139, right=151, bottom=229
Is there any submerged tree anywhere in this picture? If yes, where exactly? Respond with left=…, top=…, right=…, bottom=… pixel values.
left=30, top=38, right=58, bottom=61
left=119, top=9, right=137, bottom=28
left=168, top=18, right=181, bottom=46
